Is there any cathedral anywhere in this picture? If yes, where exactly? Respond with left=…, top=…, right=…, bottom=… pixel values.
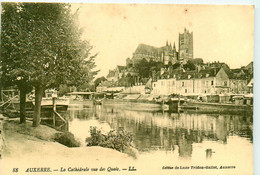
left=130, top=28, right=193, bottom=65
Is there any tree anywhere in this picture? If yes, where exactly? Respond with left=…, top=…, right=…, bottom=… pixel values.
left=57, top=84, right=70, bottom=96
left=1, top=3, right=98, bottom=127
left=183, top=60, right=196, bottom=71
left=1, top=3, right=33, bottom=123
left=134, top=58, right=150, bottom=78
left=167, top=61, right=173, bottom=68
left=118, top=73, right=135, bottom=87
left=172, top=62, right=181, bottom=70
left=190, top=58, right=204, bottom=65
left=94, top=76, right=107, bottom=91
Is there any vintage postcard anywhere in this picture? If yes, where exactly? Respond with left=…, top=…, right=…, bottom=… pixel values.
left=0, top=2, right=254, bottom=175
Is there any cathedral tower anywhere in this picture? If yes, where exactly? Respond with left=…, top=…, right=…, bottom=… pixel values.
left=178, top=28, right=193, bottom=63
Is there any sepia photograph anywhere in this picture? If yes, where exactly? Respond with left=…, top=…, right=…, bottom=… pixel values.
left=0, top=2, right=255, bottom=175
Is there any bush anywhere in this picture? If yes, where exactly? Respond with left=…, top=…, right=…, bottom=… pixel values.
left=54, top=131, right=81, bottom=147
left=86, top=127, right=133, bottom=153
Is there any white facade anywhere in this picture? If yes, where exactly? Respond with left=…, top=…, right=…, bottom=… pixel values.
left=152, top=78, right=177, bottom=95
left=151, top=68, right=230, bottom=95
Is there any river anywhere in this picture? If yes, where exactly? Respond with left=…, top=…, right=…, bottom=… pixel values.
left=64, top=102, right=253, bottom=174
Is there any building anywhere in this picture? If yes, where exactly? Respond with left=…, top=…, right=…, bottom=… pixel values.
left=151, top=67, right=230, bottom=95
left=195, top=67, right=229, bottom=94
left=106, top=70, right=117, bottom=82
left=131, top=28, right=193, bottom=66
left=106, top=65, right=126, bottom=82
left=132, top=42, right=178, bottom=65
left=96, top=81, right=115, bottom=92
left=228, top=67, right=251, bottom=94
left=245, top=61, right=253, bottom=74
left=229, top=79, right=248, bottom=94
left=152, top=78, right=177, bottom=95
left=247, top=78, right=253, bottom=93
left=178, top=28, right=193, bottom=63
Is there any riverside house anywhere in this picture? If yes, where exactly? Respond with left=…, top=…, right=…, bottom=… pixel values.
left=151, top=67, right=230, bottom=95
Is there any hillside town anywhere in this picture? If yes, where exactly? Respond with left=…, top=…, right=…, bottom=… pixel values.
left=96, top=28, right=253, bottom=98
left=0, top=4, right=254, bottom=175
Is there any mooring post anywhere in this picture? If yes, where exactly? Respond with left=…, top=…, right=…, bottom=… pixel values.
left=52, top=97, right=57, bottom=127
left=177, top=95, right=180, bottom=113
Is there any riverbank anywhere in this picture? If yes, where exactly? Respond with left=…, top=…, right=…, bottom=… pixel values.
left=101, top=98, right=253, bottom=114
left=0, top=117, right=134, bottom=175
left=181, top=101, right=253, bottom=115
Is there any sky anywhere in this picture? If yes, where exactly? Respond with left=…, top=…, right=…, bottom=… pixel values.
left=72, top=4, right=254, bottom=77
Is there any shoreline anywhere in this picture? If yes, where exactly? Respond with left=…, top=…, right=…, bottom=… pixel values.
left=0, top=116, right=134, bottom=172
left=101, top=98, right=253, bottom=115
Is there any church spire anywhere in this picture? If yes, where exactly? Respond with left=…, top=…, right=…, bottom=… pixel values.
left=173, top=42, right=176, bottom=51
left=166, top=40, right=168, bottom=46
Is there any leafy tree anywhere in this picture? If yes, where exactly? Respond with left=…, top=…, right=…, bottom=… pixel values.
left=168, top=61, right=173, bottom=67
left=155, top=62, right=164, bottom=72
left=134, top=58, right=150, bottom=78
left=132, top=59, right=165, bottom=80
left=190, top=58, right=204, bottom=65
left=172, top=62, right=181, bottom=69
left=94, top=76, right=107, bottom=91
left=57, top=84, right=70, bottom=96
left=118, top=73, right=135, bottom=87
left=1, top=3, right=33, bottom=123
left=148, top=60, right=157, bottom=68
left=125, top=73, right=135, bottom=86
left=183, top=60, right=196, bottom=71
left=86, top=127, right=133, bottom=153
left=1, top=3, right=98, bottom=127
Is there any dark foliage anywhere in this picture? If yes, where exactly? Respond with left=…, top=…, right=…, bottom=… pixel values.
left=183, top=60, right=196, bottom=71
left=86, top=127, right=133, bottom=152
left=54, top=131, right=81, bottom=147
left=133, top=59, right=164, bottom=79
left=1, top=3, right=98, bottom=126
left=94, top=76, right=107, bottom=90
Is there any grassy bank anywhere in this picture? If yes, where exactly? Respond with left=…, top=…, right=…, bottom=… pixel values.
left=1, top=118, right=133, bottom=164
left=1, top=118, right=134, bottom=175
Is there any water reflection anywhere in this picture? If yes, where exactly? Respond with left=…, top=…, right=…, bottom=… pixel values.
left=66, top=104, right=253, bottom=160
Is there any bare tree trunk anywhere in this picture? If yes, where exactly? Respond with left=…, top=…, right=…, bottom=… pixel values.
left=19, top=88, right=26, bottom=124
left=33, top=85, right=44, bottom=127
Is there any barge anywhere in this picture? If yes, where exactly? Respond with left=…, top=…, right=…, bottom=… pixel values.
left=180, top=101, right=253, bottom=115
left=102, top=99, right=169, bottom=112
